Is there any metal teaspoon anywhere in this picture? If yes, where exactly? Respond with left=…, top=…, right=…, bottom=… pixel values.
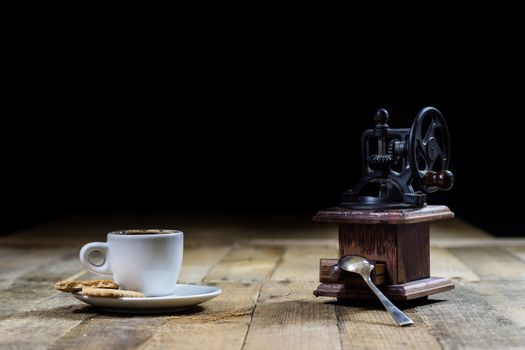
left=338, top=255, right=414, bottom=326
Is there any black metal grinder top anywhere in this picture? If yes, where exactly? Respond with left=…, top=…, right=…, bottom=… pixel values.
left=342, top=107, right=455, bottom=209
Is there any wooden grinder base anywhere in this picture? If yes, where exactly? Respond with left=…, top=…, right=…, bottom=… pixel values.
left=313, top=205, right=455, bottom=301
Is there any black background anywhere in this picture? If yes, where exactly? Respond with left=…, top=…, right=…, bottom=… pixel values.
left=2, top=2, right=524, bottom=235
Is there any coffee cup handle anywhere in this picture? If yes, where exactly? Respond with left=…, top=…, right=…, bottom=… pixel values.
left=79, top=242, right=112, bottom=275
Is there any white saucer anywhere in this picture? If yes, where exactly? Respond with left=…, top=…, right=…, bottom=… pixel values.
left=72, top=284, right=221, bottom=313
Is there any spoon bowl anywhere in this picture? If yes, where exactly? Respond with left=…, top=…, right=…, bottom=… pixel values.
left=338, top=255, right=375, bottom=275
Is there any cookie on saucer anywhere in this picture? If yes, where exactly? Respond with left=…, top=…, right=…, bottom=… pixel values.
left=80, top=287, right=144, bottom=298
left=55, top=280, right=119, bottom=292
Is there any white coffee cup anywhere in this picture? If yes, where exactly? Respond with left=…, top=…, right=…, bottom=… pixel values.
left=79, top=229, right=183, bottom=297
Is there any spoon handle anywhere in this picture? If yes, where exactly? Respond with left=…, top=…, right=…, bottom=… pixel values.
left=363, top=276, right=414, bottom=327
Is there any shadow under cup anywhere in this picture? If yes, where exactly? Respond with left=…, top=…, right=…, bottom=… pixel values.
left=80, top=229, right=184, bottom=297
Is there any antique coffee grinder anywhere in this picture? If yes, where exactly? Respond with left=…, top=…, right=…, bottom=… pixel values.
left=313, top=107, right=455, bottom=300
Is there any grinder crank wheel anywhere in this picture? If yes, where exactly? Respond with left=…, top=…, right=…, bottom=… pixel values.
left=408, top=107, right=453, bottom=193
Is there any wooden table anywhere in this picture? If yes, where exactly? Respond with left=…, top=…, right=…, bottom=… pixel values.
left=1, top=213, right=525, bottom=349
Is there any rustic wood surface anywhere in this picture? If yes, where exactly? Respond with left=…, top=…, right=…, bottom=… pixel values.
left=1, top=213, right=525, bottom=349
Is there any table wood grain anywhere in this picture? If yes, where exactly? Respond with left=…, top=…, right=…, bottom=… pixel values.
left=1, top=213, right=525, bottom=349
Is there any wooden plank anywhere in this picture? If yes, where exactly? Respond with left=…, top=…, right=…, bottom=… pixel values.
left=0, top=269, right=95, bottom=320
left=0, top=283, right=58, bottom=319
left=505, top=245, right=525, bottom=262
left=430, top=247, right=480, bottom=282
left=204, top=246, right=283, bottom=283
left=243, top=281, right=341, bottom=350
left=178, top=246, right=231, bottom=284
left=431, top=219, right=491, bottom=239
left=418, top=284, right=525, bottom=349
left=51, top=314, right=168, bottom=350
left=430, top=238, right=525, bottom=248
left=0, top=215, right=239, bottom=248
left=0, top=253, right=85, bottom=318
left=337, top=303, right=441, bottom=350
left=12, top=252, right=84, bottom=285
left=0, top=246, right=70, bottom=289
left=0, top=290, right=96, bottom=349
left=471, top=280, right=525, bottom=328
left=140, top=282, right=261, bottom=350
left=448, top=246, right=525, bottom=279
left=143, top=322, right=248, bottom=350
left=271, top=246, right=337, bottom=282
left=0, top=294, right=95, bottom=349
left=247, top=238, right=338, bottom=248
left=430, top=219, right=493, bottom=247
